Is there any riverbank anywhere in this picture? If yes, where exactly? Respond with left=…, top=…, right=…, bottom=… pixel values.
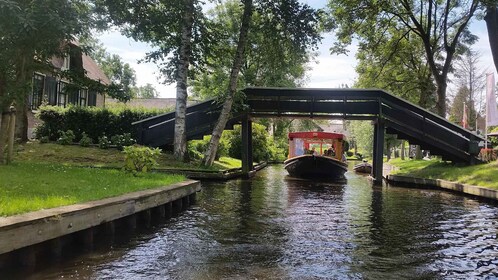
left=386, top=158, right=498, bottom=201
left=387, top=158, right=498, bottom=190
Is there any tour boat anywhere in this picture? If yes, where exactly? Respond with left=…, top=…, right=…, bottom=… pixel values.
left=353, top=160, right=372, bottom=174
left=284, top=131, right=348, bottom=179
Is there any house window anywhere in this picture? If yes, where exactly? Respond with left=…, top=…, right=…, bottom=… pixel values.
left=30, top=73, right=45, bottom=110
left=58, top=81, right=68, bottom=107
left=80, top=89, right=88, bottom=106
left=88, top=90, right=97, bottom=106
left=62, top=54, right=70, bottom=71
left=67, top=87, right=80, bottom=106
left=45, top=76, right=57, bottom=105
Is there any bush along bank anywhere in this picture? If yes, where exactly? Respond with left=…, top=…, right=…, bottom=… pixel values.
left=35, top=105, right=171, bottom=144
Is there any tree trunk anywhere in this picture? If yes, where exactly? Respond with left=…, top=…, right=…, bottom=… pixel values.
left=173, top=0, right=194, bottom=162
left=0, top=111, right=10, bottom=164
left=435, top=76, right=447, bottom=117
left=202, top=0, right=253, bottom=166
left=15, top=97, right=28, bottom=142
left=7, top=106, right=16, bottom=164
left=485, top=6, right=498, bottom=74
left=415, top=145, right=423, bottom=160
left=400, top=140, right=405, bottom=160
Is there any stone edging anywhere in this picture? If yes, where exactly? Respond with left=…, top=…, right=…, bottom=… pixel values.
left=386, top=175, right=498, bottom=201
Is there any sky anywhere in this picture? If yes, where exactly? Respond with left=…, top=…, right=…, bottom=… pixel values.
left=97, top=1, right=494, bottom=99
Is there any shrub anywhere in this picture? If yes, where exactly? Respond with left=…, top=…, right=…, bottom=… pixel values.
left=188, top=135, right=228, bottom=161
left=225, top=123, right=285, bottom=162
left=36, top=105, right=171, bottom=143
left=111, top=133, right=136, bottom=150
left=98, top=135, right=111, bottom=149
left=123, top=145, right=161, bottom=174
left=57, top=130, right=75, bottom=145
left=39, top=136, right=49, bottom=144
left=79, top=132, right=92, bottom=147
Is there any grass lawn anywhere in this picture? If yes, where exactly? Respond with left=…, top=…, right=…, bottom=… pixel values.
left=388, top=158, right=498, bottom=190
left=0, top=142, right=244, bottom=217
left=16, top=142, right=241, bottom=170
left=0, top=162, right=185, bottom=216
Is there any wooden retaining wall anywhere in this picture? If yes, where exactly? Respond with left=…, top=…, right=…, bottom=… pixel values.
left=0, top=180, right=200, bottom=266
left=386, top=175, right=498, bottom=201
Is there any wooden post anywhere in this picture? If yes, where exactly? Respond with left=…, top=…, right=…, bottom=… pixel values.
left=241, top=114, right=253, bottom=176
left=372, top=118, right=385, bottom=185
left=126, top=214, right=137, bottom=231
left=79, top=228, right=94, bottom=251
left=140, top=209, right=152, bottom=228
left=154, top=204, right=166, bottom=220
left=7, top=106, right=16, bottom=164
left=172, top=199, right=182, bottom=214
left=50, top=238, right=63, bottom=259
left=189, top=193, right=197, bottom=205
left=18, top=246, right=36, bottom=268
left=165, top=202, right=173, bottom=219
left=182, top=196, right=189, bottom=210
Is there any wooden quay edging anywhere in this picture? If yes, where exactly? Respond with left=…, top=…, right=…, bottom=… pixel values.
left=0, top=180, right=201, bottom=267
left=386, top=175, right=498, bottom=201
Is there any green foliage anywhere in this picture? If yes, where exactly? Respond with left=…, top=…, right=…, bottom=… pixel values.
left=98, top=135, right=111, bottom=149
left=135, top=83, right=159, bottom=98
left=191, top=0, right=321, bottom=100
left=346, top=121, right=373, bottom=157
left=57, top=130, right=75, bottom=145
left=327, top=0, right=479, bottom=115
left=95, top=0, right=209, bottom=84
left=225, top=123, right=285, bottom=162
left=111, top=133, right=136, bottom=150
left=188, top=135, right=228, bottom=160
left=36, top=105, right=170, bottom=143
left=123, top=145, right=161, bottom=174
left=0, top=0, right=93, bottom=111
left=79, top=132, right=92, bottom=147
left=39, top=136, right=50, bottom=144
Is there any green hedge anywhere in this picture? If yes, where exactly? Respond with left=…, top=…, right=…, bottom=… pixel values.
left=35, top=105, right=171, bottom=143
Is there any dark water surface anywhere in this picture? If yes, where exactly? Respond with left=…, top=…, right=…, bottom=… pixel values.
left=20, top=165, right=498, bottom=279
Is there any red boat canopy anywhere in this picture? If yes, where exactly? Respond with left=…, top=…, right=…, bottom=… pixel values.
left=288, top=131, right=344, bottom=140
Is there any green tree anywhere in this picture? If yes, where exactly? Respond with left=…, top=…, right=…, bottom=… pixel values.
left=0, top=0, right=92, bottom=163
left=449, top=86, right=478, bottom=129
left=453, top=49, right=485, bottom=131
left=191, top=0, right=316, bottom=100
left=354, top=27, right=436, bottom=109
left=79, top=36, right=139, bottom=102
left=346, top=120, right=373, bottom=158
left=136, top=83, right=159, bottom=98
left=328, top=0, right=479, bottom=116
left=201, top=0, right=322, bottom=166
left=95, top=0, right=210, bottom=161
left=98, top=54, right=137, bottom=102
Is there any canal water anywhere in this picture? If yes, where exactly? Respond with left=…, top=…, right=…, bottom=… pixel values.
left=20, top=165, right=498, bottom=279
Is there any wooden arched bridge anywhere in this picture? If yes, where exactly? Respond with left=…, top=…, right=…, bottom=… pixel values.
left=133, top=87, right=485, bottom=183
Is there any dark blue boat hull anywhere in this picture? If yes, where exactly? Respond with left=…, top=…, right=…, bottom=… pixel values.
left=284, top=155, right=348, bottom=179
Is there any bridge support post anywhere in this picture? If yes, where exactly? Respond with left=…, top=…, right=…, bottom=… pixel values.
left=241, top=115, right=253, bottom=177
left=372, top=118, right=385, bottom=185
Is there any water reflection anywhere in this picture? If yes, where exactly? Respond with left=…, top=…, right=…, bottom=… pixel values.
left=14, top=165, right=498, bottom=279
